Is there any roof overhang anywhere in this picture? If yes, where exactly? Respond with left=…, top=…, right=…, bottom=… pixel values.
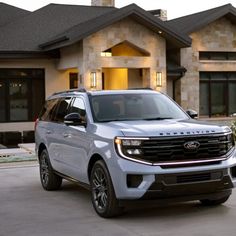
left=0, top=50, right=60, bottom=59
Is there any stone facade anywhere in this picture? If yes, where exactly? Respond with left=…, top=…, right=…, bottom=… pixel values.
left=77, top=17, right=166, bottom=92
left=179, top=17, right=236, bottom=112
left=91, top=0, right=115, bottom=7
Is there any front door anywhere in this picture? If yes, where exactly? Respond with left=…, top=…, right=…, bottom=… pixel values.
left=61, top=96, right=90, bottom=183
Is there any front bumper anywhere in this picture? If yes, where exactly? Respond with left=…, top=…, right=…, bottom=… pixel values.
left=109, top=148, right=236, bottom=200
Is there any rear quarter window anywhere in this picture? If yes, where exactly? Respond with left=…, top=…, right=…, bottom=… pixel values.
left=39, top=99, right=58, bottom=121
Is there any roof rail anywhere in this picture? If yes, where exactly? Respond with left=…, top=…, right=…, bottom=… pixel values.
left=52, top=88, right=87, bottom=96
left=128, top=87, right=153, bottom=90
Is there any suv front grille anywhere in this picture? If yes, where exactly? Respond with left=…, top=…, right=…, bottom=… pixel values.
left=118, top=133, right=234, bottom=166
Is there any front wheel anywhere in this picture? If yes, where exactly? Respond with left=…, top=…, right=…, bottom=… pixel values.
left=200, top=194, right=230, bottom=206
left=39, top=149, right=62, bottom=191
left=90, top=160, right=123, bottom=218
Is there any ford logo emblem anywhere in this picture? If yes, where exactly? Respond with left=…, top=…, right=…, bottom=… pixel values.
left=184, top=141, right=200, bottom=151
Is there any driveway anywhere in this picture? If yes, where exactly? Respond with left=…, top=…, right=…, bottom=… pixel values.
left=0, top=163, right=236, bottom=236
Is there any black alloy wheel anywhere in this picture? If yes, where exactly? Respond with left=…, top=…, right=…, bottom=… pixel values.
left=90, top=160, right=123, bottom=218
left=39, top=149, right=62, bottom=190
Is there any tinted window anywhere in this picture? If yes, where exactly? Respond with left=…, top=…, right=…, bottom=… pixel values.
left=199, top=72, right=236, bottom=117
left=0, top=81, right=6, bottom=122
left=199, top=52, right=236, bottom=60
left=0, top=69, right=44, bottom=122
left=90, top=93, right=188, bottom=122
left=53, top=97, right=71, bottom=122
left=69, top=73, right=78, bottom=89
left=9, top=80, right=29, bottom=121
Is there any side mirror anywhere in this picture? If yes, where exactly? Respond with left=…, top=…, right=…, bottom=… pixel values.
left=64, top=113, right=86, bottom=126
left=186, top=109, right=198, bottom=119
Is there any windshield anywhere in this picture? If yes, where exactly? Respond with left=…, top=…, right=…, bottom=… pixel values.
left=90, top=93, right=188, bottom=122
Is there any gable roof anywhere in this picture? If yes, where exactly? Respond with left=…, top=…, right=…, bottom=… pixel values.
left=0, top=3, right=191, bottom=54
left=168, top=4, right=236, bottom=35
left=40, top=4, right=191, bottom=51
left=0, top=3, right=30, bottom=27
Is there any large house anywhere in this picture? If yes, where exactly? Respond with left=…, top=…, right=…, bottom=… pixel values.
left=0, top=0, right=235, bottom=145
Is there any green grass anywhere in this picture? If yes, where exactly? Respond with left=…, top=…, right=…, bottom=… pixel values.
left=231, top=120, right=236, bottom=140
left=0, top=154, right=37, bottom=163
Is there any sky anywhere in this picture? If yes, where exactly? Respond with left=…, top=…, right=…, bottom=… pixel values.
left=2, top=0, right=236, bottom=19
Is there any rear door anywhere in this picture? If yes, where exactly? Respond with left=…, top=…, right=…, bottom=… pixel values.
left=47, top=97, right=72, bottom=173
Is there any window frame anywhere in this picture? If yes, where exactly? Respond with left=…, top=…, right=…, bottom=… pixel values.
left=199, top=51, right=236, bottom=61
left=0, top=68, right=45, bottom=123
left=69, top=73, right=78, bottom=89
left=199, top=72, right=236, bottom=117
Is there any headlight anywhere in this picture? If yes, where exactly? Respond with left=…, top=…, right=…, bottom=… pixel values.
left=126, top=149, right=142, bottom=155
left=114, top=137, right=151, bottom=165
left=122, top=139, right=142, bottom=146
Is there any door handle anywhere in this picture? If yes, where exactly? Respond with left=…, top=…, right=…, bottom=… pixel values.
left=63, top=133, right=72, bottom=138
left=46, top=130, right=52, bottom=134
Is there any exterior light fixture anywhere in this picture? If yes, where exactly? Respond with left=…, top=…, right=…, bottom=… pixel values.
left=156, top=72, right=162, bottom=87
left=101, top=52, right=112, bottom=57
left=90, top=72, right=97, bottom=89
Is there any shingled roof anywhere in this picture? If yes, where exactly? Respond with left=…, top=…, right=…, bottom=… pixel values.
left=0, top=4, right=115, bottom=52
left=168, top=4, right=236, bottom=35
left=0, top=3, right=191, bottom=55
left=0, top=2, right=30, bottom=27
left=40, top=4, right=191, bottom=51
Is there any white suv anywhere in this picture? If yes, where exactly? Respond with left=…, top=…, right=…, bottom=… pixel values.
left=35, top=89, right=236, bottom=217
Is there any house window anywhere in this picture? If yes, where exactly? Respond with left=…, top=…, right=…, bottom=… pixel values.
left=0, top=69, right=45, bottom=122
left=199, top=51, right=236, bottom=60
left=199, top=72, right=236, bottom=117
left=69, top=73, right=78, bottom=89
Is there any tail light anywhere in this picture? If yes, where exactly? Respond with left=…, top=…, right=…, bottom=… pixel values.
left=34, top=118, right=39, bottom=131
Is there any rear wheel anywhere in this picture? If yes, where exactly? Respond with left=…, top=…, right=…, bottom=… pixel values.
left=200, top=194, right=230, bottom=206
left=90, top=160, right=123, bottom=218
left=39, top=149, right=62, bottom=190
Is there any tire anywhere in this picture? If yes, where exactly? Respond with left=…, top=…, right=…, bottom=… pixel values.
left=90, top=160, right=124, bottom=218
left=39, top=149, right=62, bottom=191
left=200, top=194, right=230, bottom=206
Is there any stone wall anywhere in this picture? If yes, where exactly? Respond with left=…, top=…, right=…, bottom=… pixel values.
left=81, top=17, right=167, bottom=92
left=179, top=17, right=236, bottom=112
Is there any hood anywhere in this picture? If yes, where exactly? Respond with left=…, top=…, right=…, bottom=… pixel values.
left=104, top=119, right=231, bottom=137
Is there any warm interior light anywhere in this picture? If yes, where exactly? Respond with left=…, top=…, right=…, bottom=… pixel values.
left=156, top=72, right=162, bottom=87
left=90, top=72, right=97, bottom=89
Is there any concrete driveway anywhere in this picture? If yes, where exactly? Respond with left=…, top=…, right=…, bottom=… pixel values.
left=0, top=163, right=236, bottom=236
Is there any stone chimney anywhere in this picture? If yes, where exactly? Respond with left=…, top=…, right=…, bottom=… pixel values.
left=91, top=0, right=115, bottom=7
left=149, top=9, right=167, bottom=21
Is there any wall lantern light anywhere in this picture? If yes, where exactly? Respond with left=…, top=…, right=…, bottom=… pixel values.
left=90, top=72, right=97, bottom=89
left=156, top=72, right=162, bottom=87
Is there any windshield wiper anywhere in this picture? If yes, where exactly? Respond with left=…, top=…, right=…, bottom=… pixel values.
left=143, top=117, right=173, bottom=120
left=98, top=118, right=131, bottom=122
